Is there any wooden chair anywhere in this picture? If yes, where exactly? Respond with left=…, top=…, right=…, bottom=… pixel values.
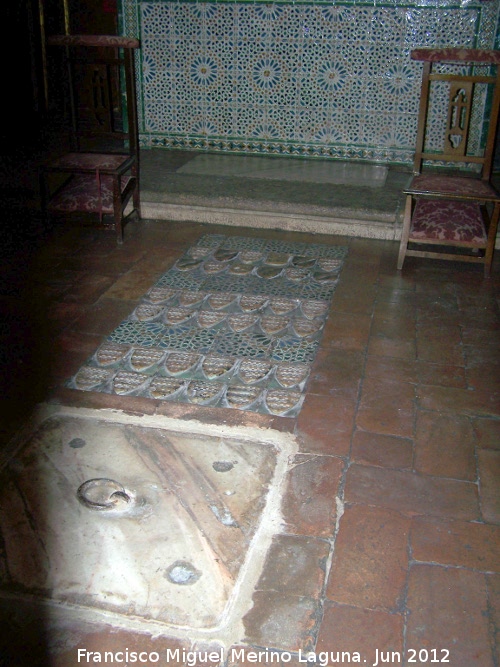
left=397, top=48, right=500, bottom=276
left=40, top=35, right=141, bottom=243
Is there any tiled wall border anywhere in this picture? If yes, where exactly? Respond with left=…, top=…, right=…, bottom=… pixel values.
left=120, top=0, right=500, bottom=163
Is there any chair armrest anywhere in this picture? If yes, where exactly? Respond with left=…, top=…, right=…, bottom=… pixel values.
left=411, top=48, right=500, bottom=64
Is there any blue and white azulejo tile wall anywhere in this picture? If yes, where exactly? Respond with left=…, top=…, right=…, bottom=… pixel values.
left=120, top=0, right=500, bottom=163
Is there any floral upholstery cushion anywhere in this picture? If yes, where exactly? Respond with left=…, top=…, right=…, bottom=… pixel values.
left=410, top=199, right=487, bottom=245
left=407, top=175, right=500, bottom=200
left=48, top=174, right=132, bottom=218
left=49, top=153, right=132, bottom=172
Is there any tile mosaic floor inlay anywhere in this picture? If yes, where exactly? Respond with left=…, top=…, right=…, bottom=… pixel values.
left=69, top=234, right=348, bottom=416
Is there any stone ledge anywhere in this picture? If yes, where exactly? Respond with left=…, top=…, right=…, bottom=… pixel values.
left=141, top=200, right=403, bottom=241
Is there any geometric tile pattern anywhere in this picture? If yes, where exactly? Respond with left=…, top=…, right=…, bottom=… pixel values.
left=119, top=0, right=499, bottom=163
left=69, top=234, right=348, bottom=416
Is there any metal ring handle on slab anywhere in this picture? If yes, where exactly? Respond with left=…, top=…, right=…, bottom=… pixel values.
left=77, top=478, right=132, bottom=511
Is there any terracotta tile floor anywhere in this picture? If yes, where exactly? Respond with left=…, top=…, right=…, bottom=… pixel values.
left=1, top=215, right=500, bottom=667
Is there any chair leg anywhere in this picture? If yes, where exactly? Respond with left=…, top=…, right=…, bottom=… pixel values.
left=132, top=165, right=141, bottom=218
left=114, top=205, right=124, bottom=243
left=113, top=176, right=124, bottom=243
left=397, top=195, right=413, bottom=270
left=133, top=181, right=141, bottom=219
left=484, top=202, right=500, bottom=277
left=116, top=215, right=124, bottom=243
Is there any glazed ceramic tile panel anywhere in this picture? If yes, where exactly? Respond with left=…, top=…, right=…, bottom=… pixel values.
left=120, top=0, right=500, bottom=163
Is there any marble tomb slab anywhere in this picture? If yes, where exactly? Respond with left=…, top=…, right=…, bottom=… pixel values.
left=177, top=154, right=389, bottom=187
left=0, top=407, right=294, bottom=638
